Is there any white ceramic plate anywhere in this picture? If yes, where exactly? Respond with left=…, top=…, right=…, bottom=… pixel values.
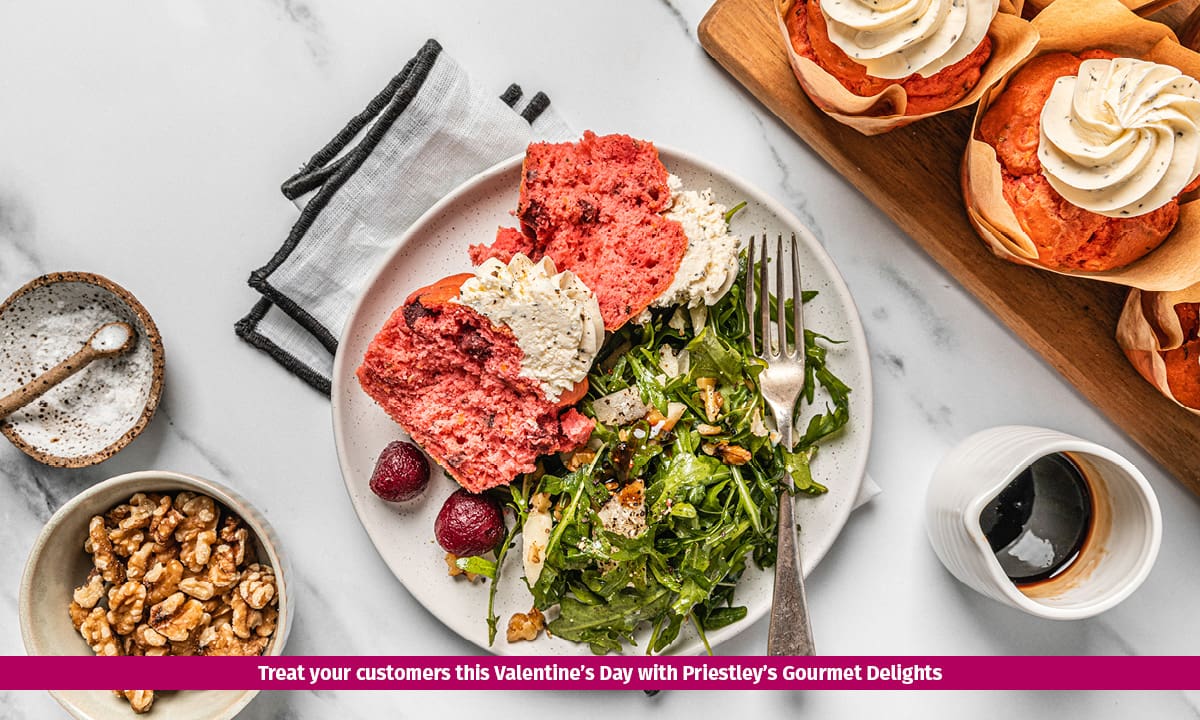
left=331, top=146, right=873, bottom=656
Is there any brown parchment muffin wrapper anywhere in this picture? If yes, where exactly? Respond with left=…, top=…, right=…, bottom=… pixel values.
left=1023, top=0, right=1188, bottom=20
left=1116, top=284, right=1200, bottom=414
left=964, top=0, right=1200, bottom=291
left=776, top=0, right=1039, bottom=136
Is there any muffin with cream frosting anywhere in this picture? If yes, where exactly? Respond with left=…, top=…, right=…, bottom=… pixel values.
left=977, top=51, right=1200, bottom=271
left=776, top=0, right=1038, bottom=134
left=964, top=0, right=1200, bottom=290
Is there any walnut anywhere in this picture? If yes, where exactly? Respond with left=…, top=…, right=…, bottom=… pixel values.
left=696, top=423, right=723, bottom=436
left=169, top=625, right=206, bottom=657
left=68, top=601, right=89, bottom=631
left=87, top=516, right=124, bottom=584
left=149, top=495, right=184, bottom=545
left=79, top=607, right=121, bottom=656
left=202, top=622, right=268, bottom=657
left=72, top=569, right=105, bottom=609
left=118, top=689, right=155, bottom=714
left=148, top=592, right=206, bottom=642
left=717, top=444, right=753, bottom=465
left=179, top=576, right=216, bottom=601
left=125, top=541, right=160, bottom=581
left=227, top=591, right=252, bottom=639
left=108, top=525, right=145, bottom=558
left=565, top=450, right=596, bottom=471
left=120, top=493, right=160, bottom=531
left=106, top=581, right=148, bottom=636
left=144, top=559, right=185, bottom=606
left=252, top=604, right=278, bottom=639
left=131, top=623, right=167, bottom=650
left=220, top=516, right=251, bottom=566
left=175, top=493, right=219, bottom=572
left=444, top=552, right=480, bottom=582
left=506, top=606, right=545, bottom=643
left=206, top=543, right=241, bottom=591
left=238, top=564, right=276, bottom=610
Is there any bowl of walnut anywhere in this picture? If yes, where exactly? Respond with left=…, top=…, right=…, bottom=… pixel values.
left=18, top=470, right=292, bottom=718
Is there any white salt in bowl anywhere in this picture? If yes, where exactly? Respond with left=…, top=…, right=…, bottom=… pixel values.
left=0, top=272, right=164, bottom=467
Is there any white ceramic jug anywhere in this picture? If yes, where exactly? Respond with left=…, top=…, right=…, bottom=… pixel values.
left=925, top=426, right=1161, bottom=620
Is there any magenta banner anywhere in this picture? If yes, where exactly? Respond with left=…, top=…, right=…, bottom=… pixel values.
left=0, top=656, right=1198, bottom=691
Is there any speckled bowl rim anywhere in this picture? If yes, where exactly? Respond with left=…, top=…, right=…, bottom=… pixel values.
left=19, top=470, right=293, bottom=720
left=0, top=272, right=165, bottom=467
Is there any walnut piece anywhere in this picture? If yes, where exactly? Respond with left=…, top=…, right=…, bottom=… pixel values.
left=175, top=493, right=219, bottom=573
left=238, top=564, right=277, bottom=610
left=125, top=541, right=161, bottom=582
left=118, top=689, right=154, bottom=714
left=80, top=607, right=121, bottom=656
left=219, top=516, right=251, bottom=566
left=73, top=569, right=106, bottom=609
left=444, top=552, right=481, bottom=582
left=106, top=581, right=148, bottom=636
left=206, top=543, right=241, bottom=591
left=148, top=495, right=183, bottom=544
left=716, top=443, right=752, bottom=465
left=144, top=559, right=185, bottom=606
left=179, top=576, right=216, bottom=601
left=506, top=606, right=545, bottom=643
left=87, top=516, right=125, bottom=584
left=68, top=602, right=89, bottom=631
left=202, top=622, right=269, bottom=657
left=149, top=592, right=207, bottom=643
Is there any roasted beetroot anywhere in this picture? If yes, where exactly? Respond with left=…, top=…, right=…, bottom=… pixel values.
left=369, top=440, right=431, bottom=502
left=435, top=489, right=505, bottom=556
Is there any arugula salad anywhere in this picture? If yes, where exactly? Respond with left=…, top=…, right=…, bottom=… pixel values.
left=462, top=255, right=852, bottom=655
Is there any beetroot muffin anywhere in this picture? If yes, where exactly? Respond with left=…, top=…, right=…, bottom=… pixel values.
left=1164, top=302, right=1200, bottom=409
left=977, top=51, right=1195, bottom=272
left=356, top=274, right=593, bottom=493
left=782, top=0, right=994, bottom=116
left=469, top=132, right=688, bottom=330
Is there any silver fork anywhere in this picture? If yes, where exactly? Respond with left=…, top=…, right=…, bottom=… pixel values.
left=746, top=232, right=816, bottom=656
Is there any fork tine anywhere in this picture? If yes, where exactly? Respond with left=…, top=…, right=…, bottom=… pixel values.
left=776, top=234, right=787, bottom=358
left=745, top=235, right=756, bottom=354
left=758, top=233, right=770, bottom=358
left=791, top=233, right=804, bottom=359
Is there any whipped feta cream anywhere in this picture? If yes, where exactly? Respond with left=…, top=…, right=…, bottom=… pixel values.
left=821, top=0, right=998, bottom=80
left=1039, top=58, right=1200, bottom=218
left=646, top=175, right=740, bottom=315
left=457, top=254, right=604, bottom=402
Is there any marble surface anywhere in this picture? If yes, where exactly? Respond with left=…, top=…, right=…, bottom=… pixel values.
left=2, top=1, right=1200, bottom=717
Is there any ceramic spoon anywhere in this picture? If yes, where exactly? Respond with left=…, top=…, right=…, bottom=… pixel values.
left=0, top=321, right=136, bottom=419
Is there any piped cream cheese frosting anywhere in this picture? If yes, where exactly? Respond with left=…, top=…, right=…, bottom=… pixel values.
left=456, top=254, right=604, bottom=402
left=1039, top=57, right=1200, bottom=218
left=821, top=0, right=998, bottom=80
left=647, top=175, right=740, bottom=313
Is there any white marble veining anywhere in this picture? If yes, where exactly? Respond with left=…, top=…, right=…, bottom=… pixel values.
left=3, top=0, right=1200, bottom=717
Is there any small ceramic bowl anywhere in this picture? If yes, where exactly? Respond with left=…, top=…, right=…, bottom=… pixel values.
left=0, top=272, right=165, bottom=467
left=20, top=470, right=293, bottom=720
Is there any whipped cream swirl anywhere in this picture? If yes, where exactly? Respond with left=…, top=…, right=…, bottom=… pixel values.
left=456, top=254, right=604, bottom=402
left=821, top=0, right=998, bottom=80
left=1039, top=58, right=1200, bottom=218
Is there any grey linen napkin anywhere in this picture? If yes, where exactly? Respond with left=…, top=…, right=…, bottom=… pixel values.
left=236, top=39, right=572, bottom=393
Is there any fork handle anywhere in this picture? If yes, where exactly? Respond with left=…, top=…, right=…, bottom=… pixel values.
left=767, top=472, right=816, bottom=656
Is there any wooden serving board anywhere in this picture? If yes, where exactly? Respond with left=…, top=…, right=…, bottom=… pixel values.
left=698, top=0, right=1200, bottom=492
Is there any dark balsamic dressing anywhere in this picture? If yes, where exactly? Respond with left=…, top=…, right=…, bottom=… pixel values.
left=979, top=453, right=1093, bottom=586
